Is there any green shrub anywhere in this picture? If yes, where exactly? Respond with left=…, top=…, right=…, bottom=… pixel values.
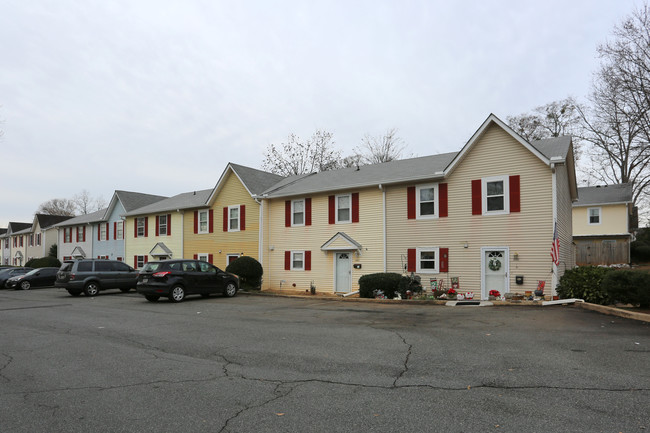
left=602, top=270, right=650, bottom=308
left=225, top=256, right=263, bottom=289
left=25, top=256, right=61, bottom=268
left=397, top=275, right=423, bottom=298
left=556, top=266, right=614, bottom=305
left=358, top=273, right=402, bottom=298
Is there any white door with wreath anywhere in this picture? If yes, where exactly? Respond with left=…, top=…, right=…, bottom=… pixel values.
left=481, top=247, right=509, bottom=299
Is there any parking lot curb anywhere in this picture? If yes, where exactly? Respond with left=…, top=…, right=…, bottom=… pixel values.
left=578, top=302, right=650, bottom=323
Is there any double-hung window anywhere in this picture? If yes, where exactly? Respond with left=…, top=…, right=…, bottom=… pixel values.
left=116, top=221, right=123, bottom=240
left=292, top=199, right=305, bottom=226
left=416, top=247, right=439, bottom=273
left=417, top=184, right=438, bottom=219
left=158, top=215, right=168, bottom=236
left=291, top=251, right=304, bottom=270
left=198, top=210, right=209, bottom=233
left=100, top=224, right=107, bottom=241
left=137, top=218, right=146, bottom=237
left=336, top=194, right=351, bottom=223
left=482, top=175, right=509, bottom=215
left=588, top=207, right=601, bottom=225
left=229, top=206, right=240, bottom=232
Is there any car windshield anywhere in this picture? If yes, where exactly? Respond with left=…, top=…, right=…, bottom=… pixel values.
left=24, top=269, right=40, bottom=276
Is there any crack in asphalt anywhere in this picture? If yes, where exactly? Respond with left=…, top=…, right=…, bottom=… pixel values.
left=0, top=353, right=13, bottom=383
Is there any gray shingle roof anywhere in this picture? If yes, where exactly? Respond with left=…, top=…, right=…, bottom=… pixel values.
left=123, top=189, right=212, bottom=216
left=229, top=163, right=285, bottom=196
left=35, top=214, right=74, bottom=229
left=574, top=183, right=634, bottom=206
left=115, top=190, right=168, bottom=213
left=55, top=209, right=107, bottom=227
left=531, top=136, right=572, bottom=160
left=262, top=152, right=458, bottom=198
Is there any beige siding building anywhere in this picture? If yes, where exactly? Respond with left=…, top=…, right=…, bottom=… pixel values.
left=260, top=114, right=577, bottom=298
left=573, top=183, right=634, bottom=265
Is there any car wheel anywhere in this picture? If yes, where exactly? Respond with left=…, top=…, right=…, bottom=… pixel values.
left=169, top=285, right=185, bottom=302
left=20, top=281, right=31, bottom=290
left=145, top=295, right=160, bottom=302
left=120, top=288, right=131, bottom=293
left=84, top=282, right=100, bottom=297
left=67, top=289, right=82, bottom=296
left=223, top=282, right=237, bottom=298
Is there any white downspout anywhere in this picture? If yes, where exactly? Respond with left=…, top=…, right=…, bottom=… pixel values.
left=551, top=163, right=558, bottom=296
left=379, top=184, right=386, bottom=272
left=255, top=197, right=263, bottom=264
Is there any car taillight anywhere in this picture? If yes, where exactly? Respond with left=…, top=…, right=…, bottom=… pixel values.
left=69, top=273, right=75, bottom=280
left=153, top=271, right=171, bottom=278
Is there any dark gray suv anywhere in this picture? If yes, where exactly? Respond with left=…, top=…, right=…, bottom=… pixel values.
left=55, top=259, right=138, bottom=297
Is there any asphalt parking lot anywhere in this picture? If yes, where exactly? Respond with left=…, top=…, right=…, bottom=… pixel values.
left=0, top=288, right=648, bottom=433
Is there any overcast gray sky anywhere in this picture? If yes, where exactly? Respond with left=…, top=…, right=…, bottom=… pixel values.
left=1, top=0, right=636, bottom=226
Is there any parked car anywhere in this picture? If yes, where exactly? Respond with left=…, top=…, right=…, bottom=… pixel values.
left=0, top=267, right=33, bottom=288
left=136, top=259, right=239, bottom=302
left=5, top=267, right=59, bottom=290
left=55, top=259, right=138, bottom=297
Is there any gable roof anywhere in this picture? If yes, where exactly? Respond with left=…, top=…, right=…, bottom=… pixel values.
left=54, top=208, right=107, bottom=227
left=7, top=222, right=32, bottom=234
left=35, top=214, right=74, bottom=230
left=207, top=163, right=285, bottom=204
left=105, top=190, right=169, bottom=217
left=123, top=189, right=212, bottom=216
left=573, top=183, right=634, bottom=207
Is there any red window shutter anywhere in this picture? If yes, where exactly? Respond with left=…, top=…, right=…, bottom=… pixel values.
left=471, top=180, right=482, bottom=215
left=168, top=214, right=172, bottom=236
left=305, top=198, right=312, bottom=226
left=223, top=207, right=228, bottom=232
left=285, top=200, right=291, bottom=227
left=407, top=186, right=416, bottom=219
left=328, top=195, right=335, bottom=224
left=439, top=183, right=448, bottom=218
left=240, top=206, right=245, bottom=231
left=144, top=256, right=148, bottom=264
left=407, top=248, right=416, bottom=272
left=114, top=222, right=117, bottom=240
left=155, top=216, right=160, bottom=236
left=144, top=218, right=148, bottom=237
left=194, top=254, right=198, bottom=260
left=305, top=251, right=311, bottom=271
left=194, top=211, right=198, bottom=234
left=106, top=223, right=109, bottom=240
left=208, top=254, right=213, bottom=264
left=439, top=248, right=449, bottom=273
left=284, top=251, right=291, bottom=270
left=83, top=226, right=86, bottom=242
left=509, top=175, right=521, bottom=213
left=76, top=227, right=79, bottom=242
left=134, top=255, right=137, bottom=267
left=97, top=226, right=100, bottom=241
left=352, top=193, right=359, bottom=223
left=134, top=220, right=138, bottom=238
left=209, top=209, right=214, bottom=233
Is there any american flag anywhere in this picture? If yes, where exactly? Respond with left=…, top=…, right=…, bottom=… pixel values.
left=550, top=221, right=560, bottom=266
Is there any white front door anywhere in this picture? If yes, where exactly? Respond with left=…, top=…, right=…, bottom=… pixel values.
left=481, top=247, right=509, bottom=299
left=335, top=252, right=351, bottom=293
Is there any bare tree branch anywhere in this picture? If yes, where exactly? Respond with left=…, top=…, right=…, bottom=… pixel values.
left=262, top=130, right=342, bottom=176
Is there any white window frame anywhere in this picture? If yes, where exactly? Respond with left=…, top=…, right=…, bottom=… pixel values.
left=227, top=253, right=240, bottom=265
left=198, top=210, right=209, bottom=234
left=416, top=247, right=440, bottom=274
left=588, top=207, right=601, bottom=225
left=335, top=194, right=351, bottom=224
left=197, top=253, right=209, bottom=262
left=136, top=255, right=146, bottom=269
left=416, top=183, right=439, bottom=220
left=136, top=218, right=146, bottom=237
left=158, top=215, right=168, bottom=236
left=291, top=250, right=305, bottom=271
left=116, top=221, right=124, bottom=240
left=100, top=224, right=107, bottom=241
left=228, top=205, right=240, bottom=232
left=292, top=199, right=305, bottom=227
left=64, top=228, right=72, bottom=243
left=482, top=175, right=510, bottom=215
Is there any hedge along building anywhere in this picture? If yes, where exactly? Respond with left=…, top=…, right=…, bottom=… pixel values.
left=258, top=114, right=577, bottom=299
left=185, top=163, right=284, bottom=269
